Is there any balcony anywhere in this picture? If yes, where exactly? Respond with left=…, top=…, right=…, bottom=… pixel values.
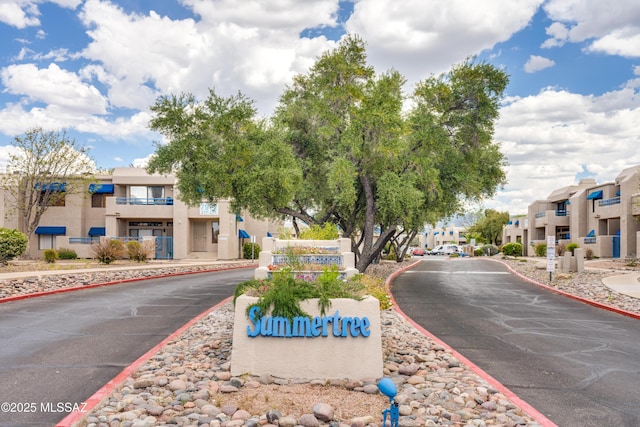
left=594, top=197, right=621, bottom=219
left=534, top=210, right=570, bottom=227
left=105, top=197, right=174, bottom=219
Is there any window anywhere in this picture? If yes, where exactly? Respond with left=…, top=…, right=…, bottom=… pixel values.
left=212, top=220, right=220, bottom=243
left=130, top=186, right=164, bottom=200
left=39, top=235, right=56, bottom=250
left=92, top=193, right=107, bottom=208
left=39, top=191, right=65, bottom=206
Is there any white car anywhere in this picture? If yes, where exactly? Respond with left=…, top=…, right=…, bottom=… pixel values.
left=429, top=244, right=461, bottom=255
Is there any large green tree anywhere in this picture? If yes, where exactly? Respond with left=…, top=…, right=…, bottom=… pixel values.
left=147, top=36, right=509, bottom=272
left=467, top=209, right=510, bottom=245
left=0, top=128, right=96, bottom=239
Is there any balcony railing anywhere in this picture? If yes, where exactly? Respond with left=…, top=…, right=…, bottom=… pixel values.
left=116, top=197, right=174, bottom=205
left=598, top=197, right=620, bottom=207
left=535, top=210, right=569, bottom=218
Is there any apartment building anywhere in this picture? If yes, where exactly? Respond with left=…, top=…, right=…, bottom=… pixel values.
left=422, top=224, right=467, bottom=249
left=503, top=165, right=640, bottom=259
left=1, top=167, right=278, bottom=260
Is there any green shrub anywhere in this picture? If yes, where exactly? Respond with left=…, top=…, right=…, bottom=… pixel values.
left=127, top=240, right=154, bottom=262
left=91, top=239, right=126, bottom=264
left=57, top=247, right=78, bottom=260
left=566, top=242, right=579, bottom=255
left=236, top=266, right=366, bottom=321
left=502, top=242, right=523, bottom=256
left=43, top=249, right=58, bottom=263
left=473, top=248, right=484, bottom=257
left=243, top=242, right=261, bottom=259
left=0, top=228, right=28, bottom=264
left=534, top=243, right=547, bottom=257
left=299, top=223, right=339, bottom=240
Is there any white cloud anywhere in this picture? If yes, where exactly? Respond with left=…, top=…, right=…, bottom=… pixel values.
left=543, top=0, right=640, bottom=57
left=0, top=1, right=40, bottom=28
left=486, top=87, right=640, bottom=214
left=524, top=55, right=556, bottom=73
left=0, top=0, right=81, bottom=28
left=346, top=0, right=543, bottom=83
left=1, top=63, right=107, bottom=114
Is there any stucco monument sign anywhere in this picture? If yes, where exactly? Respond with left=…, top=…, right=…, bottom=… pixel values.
left=230, top=237, right=383, bottom=380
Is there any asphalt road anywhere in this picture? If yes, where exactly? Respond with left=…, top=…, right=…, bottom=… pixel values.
left=0, top=268, right=253, bottom=427
left=390, top=258, right=640, bottom=427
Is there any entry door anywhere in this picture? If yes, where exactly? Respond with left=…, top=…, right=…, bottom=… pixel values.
left=192, top=221, right=207, bottom=252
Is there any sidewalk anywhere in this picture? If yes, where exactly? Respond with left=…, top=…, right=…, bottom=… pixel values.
left=601, top=273, right=640, bottom=298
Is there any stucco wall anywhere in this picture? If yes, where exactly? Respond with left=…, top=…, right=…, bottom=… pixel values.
left=231, top=295, right=383, bottom=380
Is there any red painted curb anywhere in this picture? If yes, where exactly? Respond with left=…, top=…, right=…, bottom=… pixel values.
left=492, top=258, right=640, bottom=321
left=0, top=264, right=256, bottom=305
left=56, top=295, right=234, bottom=427
left=385, top=260, right=558, bottom=427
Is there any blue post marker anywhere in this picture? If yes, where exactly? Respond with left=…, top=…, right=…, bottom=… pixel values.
left=377, top=378, right=399, bottom=427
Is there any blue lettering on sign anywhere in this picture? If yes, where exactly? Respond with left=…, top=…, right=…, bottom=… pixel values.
left=247, top=307, right=371, bottom=338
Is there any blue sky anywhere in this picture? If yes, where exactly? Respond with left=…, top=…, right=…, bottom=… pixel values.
left=1, top=0, right=640, bottom=215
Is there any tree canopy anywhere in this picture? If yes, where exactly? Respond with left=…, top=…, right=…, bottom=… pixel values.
left=0, top=128, right=96, bottom=239
left=466, top=209, right=511, bottom=245
left=147, top=35, right=509, bottom=272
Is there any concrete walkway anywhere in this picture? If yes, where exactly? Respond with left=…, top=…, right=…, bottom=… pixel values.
left=601, top=272, right=640, bottom=298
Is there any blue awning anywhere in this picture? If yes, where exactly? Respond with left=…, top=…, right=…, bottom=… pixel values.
left=434, top=231, right=439, bottom=235
left=238, top=229, right=250, bottom=239
left=35, top=226, right=66, bottom=235
left=515, top=220, right=520, bottom=225
left=267, top=232, right=273, bottom=237
left=236, top=214, right=244, bottom=222
left=586, top=190, right=603, bottom=200
left=586, top=229, right=595, bottom=238
left=88, top=227, right=106, bottom=236
left=35, top=182, right=66, bottom=192
left=88, top=183, right=114, bottom=194
left=449, top=231, right=454, bottom=235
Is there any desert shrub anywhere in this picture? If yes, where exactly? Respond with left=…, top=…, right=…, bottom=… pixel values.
left=502, top=242, right=523, bottom=257
left=481, top=244, right=499, bottom=256
left=91, top=239, right=126, bottom=264
left=0, top=228, right=28, bottom=264
left=127, top=240, right=154, bottom=262
left=57, top=247, right=78, bottom=260
left=299, top=223, right=339, bottom=240
left=534, top=243, right=547, bottom=257
left=243, top=242, right=261, bottom=259
left=44, top=249, right=58, bottom=263
left=585, top=248, right=594, bottom=260
left=474, top=248, right=484, bottom=256
left=556, top=242, right=566, bottom=256
left=566, top=242, right=579, bottom=255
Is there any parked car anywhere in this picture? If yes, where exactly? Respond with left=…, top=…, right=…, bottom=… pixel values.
left=412, top=248, right=426, bottom=256
left=429, top=244, right=461, bottom=255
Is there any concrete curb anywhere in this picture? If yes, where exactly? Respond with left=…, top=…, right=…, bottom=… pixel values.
left=385, top=260, right=559, bottom=427
left=0, top=263, right=256, bottom=305
left=493, top=259, right=640, bottom=321
left=56, top=296, right=234, bottom=427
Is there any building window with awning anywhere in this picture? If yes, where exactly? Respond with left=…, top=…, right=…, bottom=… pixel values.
left=36, top=182, right=66, bottom=207
left=35, top=226, right=66, bottom=250
left=89, top=184, right=114, bottom=208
